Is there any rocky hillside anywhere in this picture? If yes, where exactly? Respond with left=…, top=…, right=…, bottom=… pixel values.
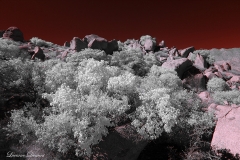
left=0, top=26, right=240, bottom=159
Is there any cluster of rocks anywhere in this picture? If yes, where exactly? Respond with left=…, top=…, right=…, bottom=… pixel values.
left=1, top=26, right=240, bottom=157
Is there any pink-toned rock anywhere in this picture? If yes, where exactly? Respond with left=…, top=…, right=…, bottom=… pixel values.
left=211, top=105, right=240, bottom=155
left=168, top=47, right=180, bottom=57
left=159, top=40, right=165, bottom=48
left=83, top=34, right=107, bottom=44
left=60, top=50, right=69, bottom=61
left=214, top=61, right=231, bottom=71
left=204, top=71, right=217, bottom=79
left=125, top=39, right=144, bottom=52
left=204, top=66, right=218, bottom=74
left=64, top=41, right=70, bottom=47
left=214, top=64, right=224, bottom=73
left=180, top=46, right=195, bottom=58
left=194, top=53, right=208, bottom=70
left=139, top=35, right=156, bottom=52
left=162, top=58, right=193, bottom=79
left=214, top=71, right=223, bottom=78
left=2, top=26, right=24, bottom=42
left=31, top=46, right=45, bottom=61
left=70, top=37, right=88, bottom=52
left=229, top=75, right=240, bottom=83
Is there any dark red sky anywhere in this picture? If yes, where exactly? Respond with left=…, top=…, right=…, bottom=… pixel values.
left=1, top=0, right=240, bottom=49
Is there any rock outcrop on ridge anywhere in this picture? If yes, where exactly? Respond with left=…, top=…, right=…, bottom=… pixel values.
left=2, top=26, right=24, bottom=42
left=1, top=26, right=240, bottom=158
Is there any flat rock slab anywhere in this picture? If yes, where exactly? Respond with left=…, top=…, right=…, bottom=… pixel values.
left=211, top=105, right=240, bottom=155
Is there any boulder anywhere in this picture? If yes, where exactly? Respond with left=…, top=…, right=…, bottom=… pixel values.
left=90, top=124, right=148, bottom=160
left=226, top=75, right=240, bottom=89
left=60, top=50, right=69, bottom=61
left=182, top=73, right=207, bottom=92
left=229, top=75, right=240, bottom=83
left=104, top=39, right=119, bottom=55
left=88, top=38, right=108, bottom=50
left=204, top=66, right=218, bottom=74
left=162, top=58, right=193, bottom=79
left=64, top=41, right=70, bottom=47
left=31, top=46, right=45, bottom=61
left=0, top=30, right=4, bottom=37
left=159, top=40, right=165, bottom=48
left=139, top=35, right=156, bottom=52
left=70, top=37, right=88, bottom=52
left=211, top=105, right=240, bottom=156
left=180, top=46, right=195, bottom=58
left=204, top=71, right=217, bottom=79
left=2, top=26, right=24, bottom=42
left=168, top=47, right=180, bottom=57
left=83, top=34, right=107, bottom=44
left=125, top=39, right=144, bottom=52
left=193, top=53, right=208, bottom=70
left=214, top=71, right=223, bottom=79
left=155, top=51, right=169, bottom=57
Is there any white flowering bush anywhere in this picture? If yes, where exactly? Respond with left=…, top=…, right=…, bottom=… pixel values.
left=0, top=38, right=22, bottom=59
left=45, top=61, right=77, bottom=93
left=132, top=88, right=180, bottom=139
left=76, top=58, right=121, bottom=94
left=40, top=84, right=130, bottom=156
left=131, top=65, right=215, bottom=140
left=4, top=50, right=216, bottom=159
left=66, top=48, right=107, bottom=66
left=207, top=77, right=227, bottom=92
left=107, top=71, right=140, bottom=95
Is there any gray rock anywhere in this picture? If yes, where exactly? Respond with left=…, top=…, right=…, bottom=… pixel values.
left=162, top=58, right=193, bottom=79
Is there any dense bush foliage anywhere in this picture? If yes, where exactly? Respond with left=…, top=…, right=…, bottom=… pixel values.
left=207, top=77, right=228, bottom=92
left=213, top=90, right=240, bottom=105
left=3, top=46, right=216, bottom=158
left=30, top=37, right=53, bottom=47
left=0, top=38, right=29, bottom=60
